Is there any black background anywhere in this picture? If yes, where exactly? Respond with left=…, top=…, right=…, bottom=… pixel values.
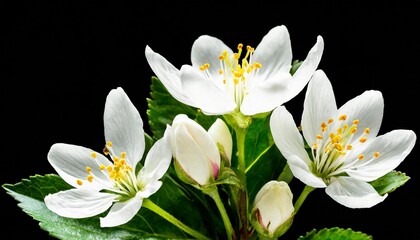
left=1, top=1, right=419, bottom=239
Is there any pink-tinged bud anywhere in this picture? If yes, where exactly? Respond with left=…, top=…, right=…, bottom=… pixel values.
left=168, top=114, right=221, bottom=186
left=208, top=118, right=233, bottom=166
left=251, top=181, right=295, bottom=238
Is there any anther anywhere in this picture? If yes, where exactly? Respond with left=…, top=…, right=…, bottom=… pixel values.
left=87, top=175, right=93, bottom=182
left=358, top=154, right=365, bottom=160
left=359, top=137, right=367, bottom=143
left=374, top=152, right=380, bottom=158
left=77, top=179, right=83, bottom=186
left=86, top=166, right=91, bottom=173
left=91, top=152, right=97, bottom=158
left=339, top=115, right=347, bottom=121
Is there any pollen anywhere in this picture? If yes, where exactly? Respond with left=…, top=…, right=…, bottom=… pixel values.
left=346, top=144, right=353, bottom=150
left=359, top=136, right=367, bottom=143
left=374, top=152, right=380, bottom=158
left=316, top=134, right=323, bottom=140
left=328, top=118, right=334, bottom=124
left=199, top=63, right=210, bottom=71
left=358, top=154, right=365, bottom=160
left=364, top=128, right=370, bottom=134
left=87, top=175, right=93, bottom=182
left=99, top=164, right=106, bottom=170
left=339, top=114, right=347, bottom=121
left=107, top=141, right=113, bottom=147
left=253, top=62, right=262, bottom=69
left=91, top=152, right=97, bottom=158
left=77, top=179, right=83, bottom=185
left=353, top=119, right=359, bottom=125
left=86, top=166, right=91, bottom=173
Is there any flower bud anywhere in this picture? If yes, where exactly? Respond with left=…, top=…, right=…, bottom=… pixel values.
left=208, top=118, right=232, bottom=166
left=251, top=180, right=295, bottom=238
left=168, top=114, right=221, bottom=186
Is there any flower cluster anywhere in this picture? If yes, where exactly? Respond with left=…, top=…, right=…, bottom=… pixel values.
left=4, top=25, right=416, bottom=240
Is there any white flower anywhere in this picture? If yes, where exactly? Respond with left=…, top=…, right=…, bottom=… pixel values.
left=44, top=87, right=172, bottom=227
left=208, top=118, right=233, bottom=165
left=270, top=70, right=417, bottom=208
left=145, top=25, right=324, bottom=116
left=251, top=181, right=294, bottom=238
left=167, top=114, right=224, bottom=186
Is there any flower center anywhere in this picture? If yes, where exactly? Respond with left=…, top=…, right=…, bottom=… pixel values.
left=199, top=43, right=262, bottom=111
left=76, top=141, right=140, bottom=198
left=310, top=114, right=380, bottom=182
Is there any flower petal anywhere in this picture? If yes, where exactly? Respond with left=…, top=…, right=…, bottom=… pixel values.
left=180, top=65, right=236, bottom=115
left=48, top=143, right=112, bottom=190
left=100, top=193, right=143, bottom=227
left=241, top=72, right=293, bottom=115
left=253, top=25, right=292, bottom=80
left=44, top=188, right=116, bottom=218
left=302, top=70, right=337, bottom=146
left=345, top=130, right=416, bottom=181
left=338, top=90, right=384, bottom=141
left=191, top=35, right=232, bottom=83
left=138, top=181, right=163, bottom=199
left=145, top=45, right=195, bottom=106
left=326, top=176, right=387, bottom=208
left=281, top=35, right=324, bottom=103
left=104, top=87, right=145, bottom=167
left=139, top=127, right=172, bottom=183
left=270, top=106, right=312, bottom=165
left=208, top=118, right=233, bottom=164
left=288, top=155, right=326, bottom=188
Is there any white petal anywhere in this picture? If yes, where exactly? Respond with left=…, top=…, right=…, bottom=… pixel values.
left=180, top=65, right=236, bottom=115
left=288, top=155, right=326, bottom=188
left=100, top=193, right=143, bottom=227
left=253, top=25, right=292, bottom=80
left=301, top=70, right=337, bottom=146
left=208, top=118, right=233, bottom=163
left=44, top=188, right=116, bottom=218
left=104, top=87, right=145, bottom=167
left=326, top=177, right=387, bottom=208
left=282, top=36, right=324, bottom=103
left=191, top=35, right=231, bottom=83
left=140, top=127, right=172, bottom=182
left=241, top=72, right=293, bottom=115
left=145, top=46, right=195, bottom=106
left=48, top=143, right=112, bottom=190
left=270, top=106, right=312, bottom=165
left=338, top=90, right=384, bottom=141
left=346, top=130, right=416, bottom=181
left=138, top=181, right=163, bottom=199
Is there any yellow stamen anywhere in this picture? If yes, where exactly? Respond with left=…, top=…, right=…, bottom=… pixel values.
left=91, top=152, right=97, bottom=158
left=359, top=136, right=367, bottom=143
left=86, top=166, right=91, bottom=173
left=99, top=164, right=105, bottom=170
left=346, top=144, right=353, bottom=150
left=364, top=128, right=370, bottom=134
left=77, top=179, right=83, bottom=185
left=353, top=119, right=359, bottom=125
left=316, top=134, right=323, bottom=140
left=339, top=114, right=347, bottom=121
left=374, top=152, right=380, bottom=158
left=87, top=175, right=93, bottom=182
left=358, top=154, right=365, bottom=160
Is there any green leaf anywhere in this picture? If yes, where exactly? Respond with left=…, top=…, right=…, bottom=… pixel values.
left=3, top=174, right=216, bottom=239
left=298, top=227, right=373, bottom=240
left=146, top=76, right=197, bottom=140
left=244, top=116, right=287, bottom=202
left=370, top=170, right=410, bottom=195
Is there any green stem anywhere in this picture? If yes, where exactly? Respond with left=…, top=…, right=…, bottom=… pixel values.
left=142, top=199, right=211, bottom=240
left=207, top=187, right=235, bottom=240
left=293, top=185, right=315, bottom=214
left=235, top=127, right=247, bottom=174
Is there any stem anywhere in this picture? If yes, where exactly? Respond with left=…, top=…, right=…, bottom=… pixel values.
left=293, top=185, right=315, bottom=214
left=235, top=127, right=247, bottom=173
left=142, top=199, right=211, bottom=240
left=207, top=187, right=235, bottom=240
